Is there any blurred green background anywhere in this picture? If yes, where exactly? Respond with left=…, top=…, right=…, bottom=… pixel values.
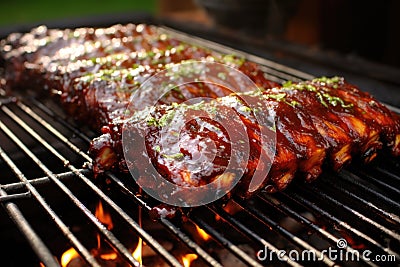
left=0, top=0, right=157, bottom=26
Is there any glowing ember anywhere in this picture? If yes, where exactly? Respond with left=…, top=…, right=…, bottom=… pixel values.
left=132, top=238, right=143, bottom=266
left=99, top=252, right=118, bottom=261
left=182, top=253, right=198, bottom=267
left=95, top=201, right=113, bottom=229
left=223, top=200, right=242, bottom=215
left=61, top=247, right=79, bottom=267
left=195, top=225, right=211, bottom=241
left=215, top=200, right=241, bottom=221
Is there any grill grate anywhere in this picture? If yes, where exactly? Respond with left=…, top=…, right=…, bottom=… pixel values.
left=0, top=27, right=399, bottom=267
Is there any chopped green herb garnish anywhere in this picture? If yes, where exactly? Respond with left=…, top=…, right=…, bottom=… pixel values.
left=316, top=93, right=328, bottom=108
left=239, top=106, right=252, bottom=113
left=266, top=93, right=286, bottom=101
left=279, top=78, right=352, bottom=109
left=147, top=51, right=155, bottom=57
left=189, top=101, right=205, bottom=111
left=222, top=54, right=245, bottom=66
left=282, top=80, right=292, bottom=87
left=147, top=116, right=158, bottom=126
left=209, top=105, right=218, bottom=114
left=162, top=152, right=184, bottom=160
left=157, top=110, right=177, bottom=127
left=305, top=84, right=317, bottom=92
left=175, top=44, right=186, bottom=53
left=313, top=76, right=342, bottom=85
left=287, top=100, right=301, bottom=107
left=217, top=72, right=227, bottom=80
left=321, top=93, right=353, bottom=108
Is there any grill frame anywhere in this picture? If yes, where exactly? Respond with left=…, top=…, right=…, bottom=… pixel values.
left=0, top=24, right=399, bottom=267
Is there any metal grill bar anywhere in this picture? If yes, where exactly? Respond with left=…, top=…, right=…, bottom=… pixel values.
left=0, top=134, right=101, bottom=267
left=208, top=204, right=305, bottom=267
left=190, top=216, right=264, bottom=267
left=338, top=170, right=400, bottom=210
left=273, top=192, right=400, bottom=260
left=230, top=199, right=336, bottom=266
left=74, top=172, right=183, bottom=267
left=350, top=169, right=400, bottom=197
left=16, top=101, right=92, bottom=162
left=0, top=188, right=59, bottom=267
left=30, top=97, right=93, bottom=143
left=2, top=170, right=90, bottom=191
left=375, top=167, right=400, bottom=182
left=0, top=191, right=30, bottom=202
left=301, top=185, right=400, bottom=241
left=321, top=174, right=400, bottom=225
left=258, top=193, right=381, bottom=267
left=160, top=217, right=222, bottom=267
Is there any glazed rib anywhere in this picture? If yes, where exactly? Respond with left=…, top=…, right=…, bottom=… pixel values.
left=309, top=78, right=400, bottom=158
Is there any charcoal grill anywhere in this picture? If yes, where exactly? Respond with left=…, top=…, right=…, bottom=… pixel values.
left=0, top=24, right=399, bottom=267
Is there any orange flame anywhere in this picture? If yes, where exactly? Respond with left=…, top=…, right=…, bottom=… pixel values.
left=95, top=201, right=113, bottom=230
left=94, top=201, right=118, bottom=260
left=39, top=263, right=45, bottom=267
left=223, top=200, right=242, bottom=215
left=60, top=201, right=119, bottom=267
left=182, top=253, right=198, bottom=267
left=132, top=238, right=143, bottom=266
left=61, top=248, right=79, bottom=267
left=195, top=225, right=211, bottom=241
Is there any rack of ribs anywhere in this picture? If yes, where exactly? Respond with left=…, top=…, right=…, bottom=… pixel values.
left=1, top=24, right=399, bottom=200
left=1, top=24, right=277, bottom=130
left=90, top=77, right=400, bottom=199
